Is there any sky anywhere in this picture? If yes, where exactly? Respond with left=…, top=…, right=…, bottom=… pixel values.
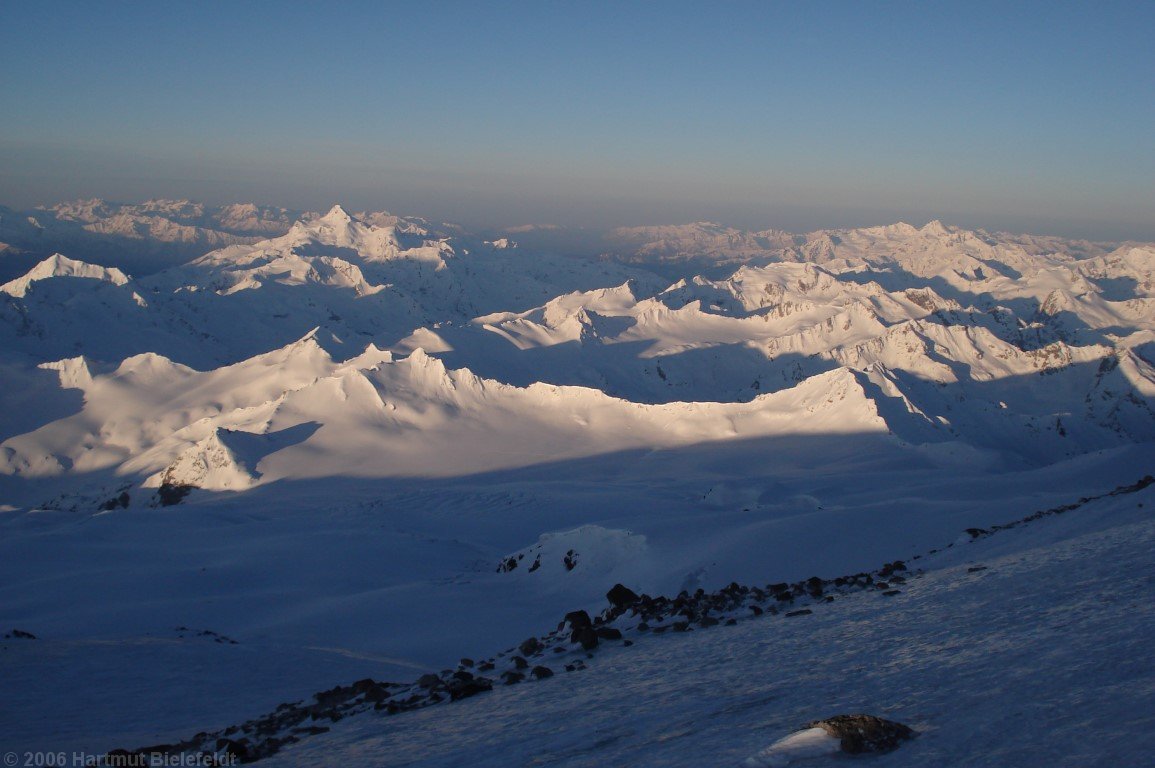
left=1, top=0, right=1153, bottom=239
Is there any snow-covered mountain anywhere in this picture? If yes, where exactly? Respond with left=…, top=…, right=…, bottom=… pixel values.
left=1, top=201, right=1152, bottom=764
left=2, top=207, right=1152, bottom=497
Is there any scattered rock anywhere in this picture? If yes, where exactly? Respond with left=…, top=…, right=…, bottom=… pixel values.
left=785, top=609, right=812, bottom=617
left=531, top=665, right=554, bottom=679
left=5, top=629, right=36, bottom=640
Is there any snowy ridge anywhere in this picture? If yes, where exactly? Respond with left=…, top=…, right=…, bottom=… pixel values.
left=0, top=253, right=130, bottom=297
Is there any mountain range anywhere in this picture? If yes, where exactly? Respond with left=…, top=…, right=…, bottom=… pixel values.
left=1, top=199, right=1152, bottom=764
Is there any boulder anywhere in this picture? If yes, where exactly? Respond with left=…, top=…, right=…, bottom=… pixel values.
left=606, top=583, right=641, bottom=608
left=572, top=625, right=599, bottom=650
left=564, top=610, right=592, bottom=630
left=806, top=714, right=915, bottom=754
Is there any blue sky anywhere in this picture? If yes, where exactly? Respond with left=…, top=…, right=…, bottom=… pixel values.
left=2, top=1, right=1152, bottom=238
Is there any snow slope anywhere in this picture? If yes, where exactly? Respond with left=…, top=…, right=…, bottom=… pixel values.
left=257, top=479, right=1155, bottom=767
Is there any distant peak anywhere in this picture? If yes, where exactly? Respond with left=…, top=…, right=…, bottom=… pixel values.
left=0, top=253, right=130, bottom=297
left=321, top=205, right=352, bottom=223
left=921, top=220, right=949, bottom=235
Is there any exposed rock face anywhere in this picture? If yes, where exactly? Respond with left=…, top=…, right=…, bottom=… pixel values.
left=806, top=714, right=915, bottom=754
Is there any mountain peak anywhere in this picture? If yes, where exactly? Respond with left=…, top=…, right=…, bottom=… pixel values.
left=321, top=204, right=352, bottom=223
left=0, top=253, right=130, bottom=297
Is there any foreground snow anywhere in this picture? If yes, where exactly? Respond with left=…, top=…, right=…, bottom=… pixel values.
left=260, top=483, right=1155, bottom=767
left=1, top=460, right=1151, bottom=763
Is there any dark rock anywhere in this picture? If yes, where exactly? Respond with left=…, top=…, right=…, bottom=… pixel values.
left=595, top=627, right=623, bottom=640
left=215, top=738, right=252, bottom=762
left=968, top=565, right=988, bottom=573
left=136, top=744, right=176, bottom=758
left=531, top=665, right=554, bottom=679
left=477, top=661, right=495, bottom=671
left=157, top=482, right=192, bottom=506
left=518, top=637, right=543, bottom=656
left=806, top=714, right=915, bottom=754
left=750, top=605, right=763, bottom=616
left=447, top=676, right=492, bottom=701
left=785, top=609, right=812, bottom=617
left=672, top=620, right=690, bottom=632
left=459, top=657, right=474, bottom=668
left=416, top=673, right=442, bottom=689
left=572, top=625, right=599, bottom=650
left=5, top=629, right=36, bottom=639
left=699, top=616, right=719, bottom=628
left=512, top=655, right=529, bottom=670
left=564, top=610, right=593, bottom=630
left=623, top=639, right=634, bottom=646
left=501, top=671, right=525, bottom=685
left=882, top=590, right=901, bottom=596
left=606, top=583, right=641, bottom=608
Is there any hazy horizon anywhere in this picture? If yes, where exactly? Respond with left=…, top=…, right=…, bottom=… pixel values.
left=2, top=1, right=1153, bottom=241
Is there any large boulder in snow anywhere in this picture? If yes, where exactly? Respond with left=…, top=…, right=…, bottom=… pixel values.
left=606, top=583, right=641, bottom=608
left=806, top=714, right=915, bottom=754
